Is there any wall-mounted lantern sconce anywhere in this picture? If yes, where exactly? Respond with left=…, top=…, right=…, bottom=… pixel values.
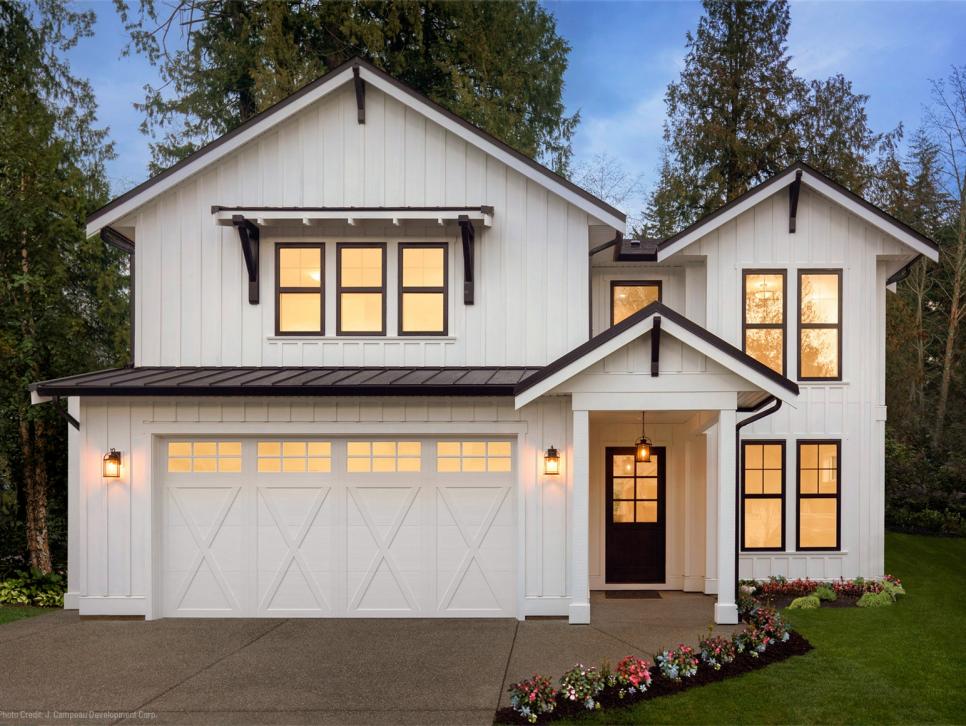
left=544, top=446, right=560, bottom=476
left=634, top=411, right=652, bottom=463
left=103, top=448, right=122, bottom=478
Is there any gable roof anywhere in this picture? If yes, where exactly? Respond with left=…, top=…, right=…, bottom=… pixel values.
left=655, top=162, right=939, bottom=262
left=514, top=301, right=799, bottom=409
left=86, top=57, right=625, bottom=237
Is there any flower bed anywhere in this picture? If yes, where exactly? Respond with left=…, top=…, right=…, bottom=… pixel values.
left=744, top=574, right=904, bottom=609
left=496, top=608, right=811, bottom=724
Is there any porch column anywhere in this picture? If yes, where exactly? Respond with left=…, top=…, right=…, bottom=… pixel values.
left=715, top=408, right=739, bottom=624
left=569, top=408, right=591, bottom=624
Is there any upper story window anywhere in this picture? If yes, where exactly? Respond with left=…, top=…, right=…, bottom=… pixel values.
left=742, top=270, right=786, bottom=375
left=799, top=270, right=842, bottom=380
left=611, top=280, right=662, bottom=325
left=399, top=243, right=447, bottom=335
left=276, top=243, right=323, bottom=335
left=337, top=243, right=386, bottom=335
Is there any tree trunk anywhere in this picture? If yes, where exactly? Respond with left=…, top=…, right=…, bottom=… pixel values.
left=20, top=417, right=52, bottom=574
left=934, top=202, right=966, bottom=446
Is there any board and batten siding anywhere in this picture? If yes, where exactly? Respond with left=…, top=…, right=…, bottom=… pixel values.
left=677, top=186, right=909, bottom=580
left=68, top=395, right=578, bottom=618
left=129, top=83, right=594, bottom=370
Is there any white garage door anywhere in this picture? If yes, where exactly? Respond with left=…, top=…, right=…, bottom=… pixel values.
left=160, top=438, right=516, bottom=618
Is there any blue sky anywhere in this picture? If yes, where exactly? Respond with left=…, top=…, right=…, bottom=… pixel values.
left=69, top=1, right=966, bottom=215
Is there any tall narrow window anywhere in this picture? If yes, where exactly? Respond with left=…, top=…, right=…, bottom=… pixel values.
left=799, top=270, right=842, bottom=380
left=276, top=243, right=323, bottom=335
left=742, top=441, right=785, bottom=550
left=797, top=441, right=840, bottom=550
left=611, top=280, right=662, bottom=325
left=743, top=270, right=786, bottom=374
left=399, top=244, right=447, bottom=335
left=337, top=244, right=385, bottom=335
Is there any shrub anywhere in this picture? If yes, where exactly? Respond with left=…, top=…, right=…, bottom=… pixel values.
left=609, top=655, right=652, bottom=699
left=655, top=644, right=699, bottom=681
left=0, top=569, right=65, bottom=607
left=698, top=633, right=736, bottom=670
left=832, top=577, right=881, bottom=599
left=788, top=595, right=821, bottom=609
left=814, top=584, right=836, bottom=601
left=559, top=664, right=606, bottom=710
left=880, top=575, right=906, bottom=600
left=886, top=506, right=963, bottom=536
left=756, top=576, right=819, bottom=599
left=856, top=591, right=894, bottom=608
left=739, top=606, right=791, bottom=655
left=507, top=674, right=556, bottom=723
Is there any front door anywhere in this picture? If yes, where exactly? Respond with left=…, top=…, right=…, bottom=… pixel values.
left=605, top=446, right=666, bottom=583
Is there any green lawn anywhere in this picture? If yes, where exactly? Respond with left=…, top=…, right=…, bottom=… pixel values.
left=569, top=533, right=966, bottom=724
left=0, top=605, right=49, bottom=626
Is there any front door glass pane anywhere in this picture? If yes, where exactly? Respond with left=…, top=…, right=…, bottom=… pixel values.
left=611, top=453, right=660, bottom=524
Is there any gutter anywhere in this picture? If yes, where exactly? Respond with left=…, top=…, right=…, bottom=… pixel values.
left=587, top=232, right=623, bottom=339
left=734, top=396, right=783, bottom=616
left=100, top=227, right=135, bottom=365
left=886, top=255, right=921, bottom=286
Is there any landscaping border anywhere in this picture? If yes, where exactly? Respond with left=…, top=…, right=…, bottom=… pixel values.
left=494, top=631, right=813, bottom=724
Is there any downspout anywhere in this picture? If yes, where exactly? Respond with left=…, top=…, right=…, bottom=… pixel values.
left=587, top=232, right=622, bottom=339
left=734, top=396, right=782, bottom=617
left=100, top=227, right=135, bottom=366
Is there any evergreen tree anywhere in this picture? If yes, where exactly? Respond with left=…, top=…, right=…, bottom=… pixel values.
left=115, top=0, right=579, bottom=174
left=644, top=0, right=802, bottom=234
left=0, top=1, right=129, bottom=572
left=644, top=0, right=887, bottom=235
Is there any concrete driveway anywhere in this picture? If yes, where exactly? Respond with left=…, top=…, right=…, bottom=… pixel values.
left=0, top=592, right=733, bottom=725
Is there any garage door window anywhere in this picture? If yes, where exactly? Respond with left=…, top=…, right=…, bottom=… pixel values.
left=347, top=441, right=421, bottom=472
left=436, top=441, right=512, bottom=472
left=167, top=441, right=242, bottom=473
left=257, top=441, right=331, bottom=472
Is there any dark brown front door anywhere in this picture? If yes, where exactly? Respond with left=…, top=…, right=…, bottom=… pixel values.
left=605, top=446, right=666, bottom=583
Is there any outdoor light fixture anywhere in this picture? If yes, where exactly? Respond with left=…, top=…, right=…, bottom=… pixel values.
left=544, top=446, right=560, bottom=475
left=634, top=411, right=652, bottom=463
left=102, top=449, right=121, bottom=478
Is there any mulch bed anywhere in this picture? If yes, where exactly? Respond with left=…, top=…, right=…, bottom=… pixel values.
left=493, top=631, right=813, bottom=724
left=758, top=595, right=858, bottom=609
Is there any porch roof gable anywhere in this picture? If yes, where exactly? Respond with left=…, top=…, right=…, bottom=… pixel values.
left=513, top=302, right=800, bottom=409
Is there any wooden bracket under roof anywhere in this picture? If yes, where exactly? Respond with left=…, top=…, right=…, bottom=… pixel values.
left=788, top=169, right=803, bottom=233
left=458, top=215, right=475, bottom=305
left=231, top=214, right=260, bottom=304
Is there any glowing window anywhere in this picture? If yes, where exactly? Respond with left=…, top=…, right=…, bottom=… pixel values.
left=610, top=452, right=660, bottom=523
left=346, top=441, right=421, bottom=472
left=167, top=441, right=241, bottom=473
left=798, top=441, right=840, bottom=549
left=799, top=271, right=841, bottom=380
left=338, top=245, right=385, bottom=334
left=743, top=271, right=785, bottom=374
left=400, top=244, right=447, bottom=335
left=611, top=281, right=661, bottom=325
left=257, top=441, right=331, bottom=473
left=435, top=441, right=512, bottom=473
left=276, top=244, right=323, bottom=334
left=742, top=442, right=784, bottom=550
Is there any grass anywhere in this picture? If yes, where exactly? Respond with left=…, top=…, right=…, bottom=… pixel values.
left=566, top=533, right=966, bottom=724
left=0, top=605, right=49, bottom=626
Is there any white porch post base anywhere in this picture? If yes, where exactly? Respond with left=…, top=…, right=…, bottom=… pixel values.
left=63, top=591, right=80, bottom=610
left=569, top=601, right=591, bottom=624
left=714, top=602, right=739, bottom=624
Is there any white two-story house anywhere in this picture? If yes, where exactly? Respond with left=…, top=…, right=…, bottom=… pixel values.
left=32, top=58, right=938, bottom=625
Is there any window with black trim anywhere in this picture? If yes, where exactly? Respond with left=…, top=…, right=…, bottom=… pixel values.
left=797, top=440, right=840, bottom=550
left=399, top=243, right=447, bottom=335
left=337, top=243, right=386, bottom=335
left=611, top=280, right=662, bottom=325
left=276, top=243, right=323, bottom=335
left=743, top=270, right=786, bottom=375
left=742, top=441, right=784, bottom=550
left=799, top=270, right=842, bottom=380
